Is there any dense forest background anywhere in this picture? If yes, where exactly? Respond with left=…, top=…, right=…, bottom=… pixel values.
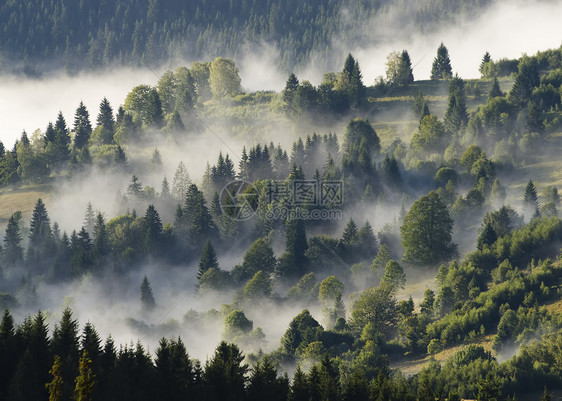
left=0, top=0, right=494, bottom=75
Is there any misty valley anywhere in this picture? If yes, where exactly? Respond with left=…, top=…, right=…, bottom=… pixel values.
left=2, top=1, right=562, bottom=400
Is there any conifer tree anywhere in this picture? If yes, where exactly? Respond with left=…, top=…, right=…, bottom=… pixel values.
left=283, top=73, right=300, bottom=113
left=444, top=74, right=468, bottom=133
left=430, top=43, right=453, bottom=80
left=54, top=112, right=71, bottom=161
left=73, top=102, right=93, bottom=150
left=46, top=355, right=64, bottom=401
left=83, top=202, right=95, bottom=235
left=489, top=77, right=503, bottom=99
left=140, top=276, right=156, bottom=310
left=114, top=145, right=128, bottom=170
left=74, top=351, right=96, bottom=401
left=172, top=161, right=192, bottom=202
left=198, top=240, right=220, bottom=279
left=145, top=88, right=164, bottom=128
left=479, top=51, right=491, bottom=77
left=3, top=212, right=23, bottom=266
left=143, top=204, right=163, bottom=252
left=96, top=97, right=115, bottom=144
left=93, top=213, right=109, bottom=260
left=523, top=179, right=540, bottom=217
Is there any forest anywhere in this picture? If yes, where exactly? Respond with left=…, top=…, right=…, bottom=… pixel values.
left=1, top=10, right=562, bottom=400
left=0, top=0, right=494, bottom=75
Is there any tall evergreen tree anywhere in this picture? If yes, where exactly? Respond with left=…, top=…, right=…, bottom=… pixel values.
left=3, top=212, right=23, bottom=266
left=198, top=240, right=220, bottom=279
left=523, top=180, right=540, bottom=217
left=444, top=74, right=468, bottom=133
left=146, top=88, right=164, bottom=128
left=96, top=97, right=115, bottom=144
left=73, top=102, right=93, bottom=150
left=430, top=43, right=453, bottom=80
left=74, top=351, right=96, bottom=401
left=140, top=276, right=156, bottom=310
left=203, top=342, right=248, bottom=401
left=488, top=77, right=503, bottom=100
left=143, top=204, right=163, bottom=253
left=52, top=307, right=80, bottom=401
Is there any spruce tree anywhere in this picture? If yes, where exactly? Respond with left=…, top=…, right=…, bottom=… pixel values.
left=143, top=204, right=163, bottom=253
left=105, top=136, right=120, bottom=158
left=489, top=77, right=503, bottom=99
left=73, top=102, right=93, bottom=149
left=83, top=202, right=95, bottom=235
left=140, top=276, right=156, bottom=310
left=444, top=74, right=468, bottom=133
left=74, top=351, right=96, bottom=401
left=146, top=88, right=164, bottom=128
left=3, top=212, right=23, bottom=266
left=523, top=179, right=540, bottom=217
left=93, top=213, right=109, bottom=260
left=430, top=43, right=453, bottom=80
left=198, top=240, right=219, bottom=279
left=172, top=161, right=192, bottom=202
left=479, top=51, right=491, bottom=77
left=96, top=97, right=115, bottom=144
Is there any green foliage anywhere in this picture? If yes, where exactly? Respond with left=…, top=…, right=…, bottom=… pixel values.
left=74, top=351, right=96, bottom=401
left=431, top=43, right=453, bottom=80
left=350, top=283, right=397, bottom=337
left=401, top=191, right=456, bottom=265
left=411, top=114, right=446, bottom=153
left=381, top=260, right=406, bottom=290
left=318, top=276, right=344, bottom=305
left=209, top=58, right=241, bottom=99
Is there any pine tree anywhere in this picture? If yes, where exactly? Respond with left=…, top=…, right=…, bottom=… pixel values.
left=343, top=54, right=355, bottom=81
left=3, top=212, right=23, bottom=265
left=479, top=51, right=491, bottom=77
left=80, top=323, right=102, bottom=375
left=430, top=43, right=453, bottom=80
left=489, top=77, right=503, bottom=99
left=143, top=204, right=163, bottom=252
left=350, top=60, right=366, bottom=109
left=444, top=74, right=468, bottom=133
left=198, top=240, right=220, bottom=279
left=96, top=97, right=115, bottom=144
left=46, top=355, right=64, bottom=401
left=151, top=148, right=162, bottom=170
left=114, top=145, right=128, bottom=170
left=74, top=351, right=96, bottom=401
left=203, top=342, right=248, bottom=401
left=160, top=176, right=171, bottom=200
left=523, top=180, right=540, bottom=215
left=127, top=175, right=144, bottom=200
left=141, top=276, right=156, bottom=310
left=381, top=260, right=406, bottom=290
left=52, top=308, right=80, bottom=401
left=55, top=112, right=71, bottom=161
left=172, top=161, right=192, bottom=202
left=0, top=308, right=17, bottom=399
left=28, top=198, right=52, bottom=263
left=73, top=102, right=93, bottom=149
left=83, top=202, right=95, bottom=235
left=146, top=88, right=164, bottom=128
left=283, top=74, right=300, bottom=113
left=93, top=213, right=109, bottom=260
left=398, top=50, right=414, bottom=85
